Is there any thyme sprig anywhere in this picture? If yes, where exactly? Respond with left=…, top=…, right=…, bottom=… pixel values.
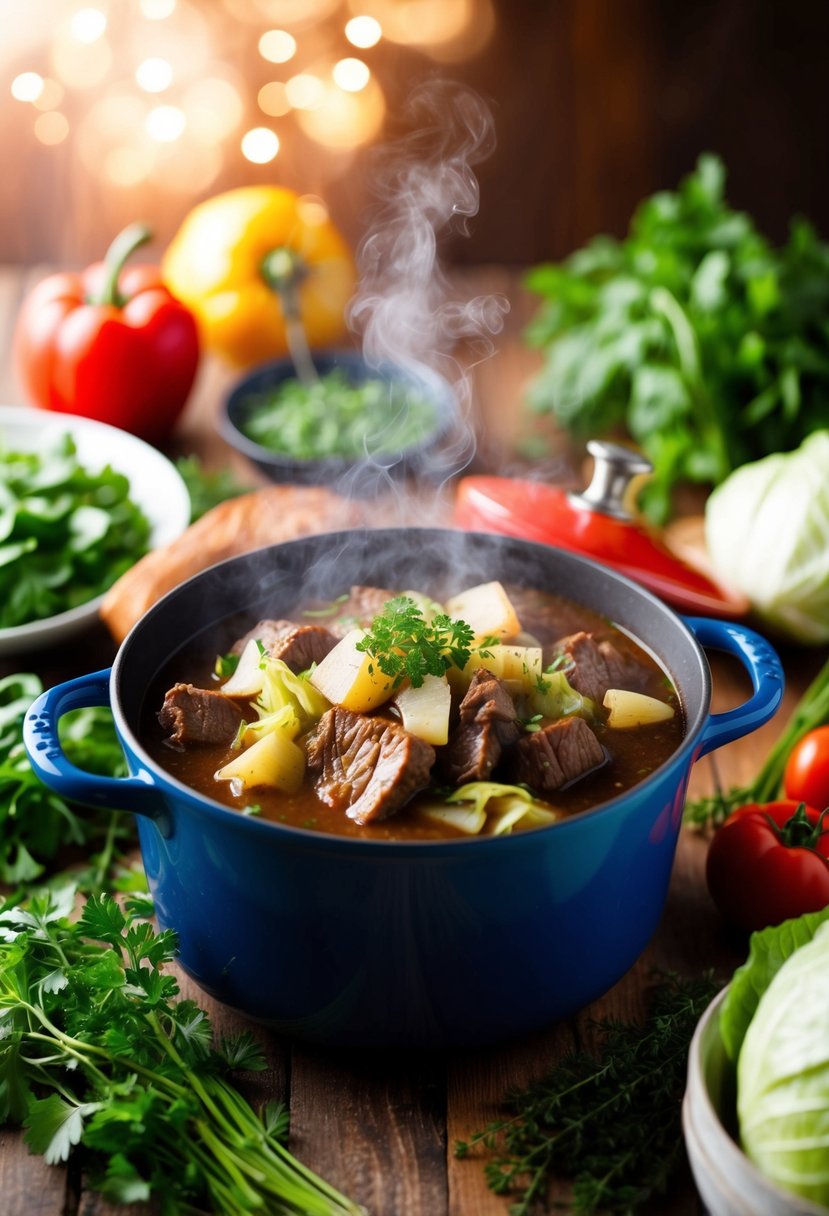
left=456, top=972, right=720, bottom=1215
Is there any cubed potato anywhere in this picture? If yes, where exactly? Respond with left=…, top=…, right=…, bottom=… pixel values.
left=215, top=729, right=305, bottom=793
left=466, top=644, right=542, bottom=688
left=603, top=688, right=675, bottom=729
left=392, top=674, right=451, bottom=745
left=445, top=581, right=521, bottom=640
left=308, top=629, right=395, bottom=712
left=220, top=638, right=265, bottom=698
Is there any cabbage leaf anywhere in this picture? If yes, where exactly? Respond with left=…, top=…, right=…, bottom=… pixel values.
left=738, top=922, right=829, bottom=1206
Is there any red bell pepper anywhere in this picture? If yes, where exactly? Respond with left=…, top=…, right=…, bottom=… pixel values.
left=14, top=223, right=199, bottom=444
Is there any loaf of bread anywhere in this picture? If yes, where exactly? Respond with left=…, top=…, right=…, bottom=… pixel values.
left=101, top=485, right=362, bottom=643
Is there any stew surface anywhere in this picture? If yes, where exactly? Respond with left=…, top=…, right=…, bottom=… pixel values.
left=145, top=582, right=685, bottom=841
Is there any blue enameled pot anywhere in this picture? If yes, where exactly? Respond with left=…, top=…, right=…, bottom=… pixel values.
left=23, top=529, right=783, bottom=1048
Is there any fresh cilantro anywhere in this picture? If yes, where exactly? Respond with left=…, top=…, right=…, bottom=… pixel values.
left=355, top=596, right=486, bottom=688
left=0, top=890, right=360, bottom=1215
left=525, top=154, right=829, bottom=522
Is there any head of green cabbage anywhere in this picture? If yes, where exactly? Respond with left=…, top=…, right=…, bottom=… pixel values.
left=705, top=431, right=829, bottom=644
left=738, top=920, right=829, bottom=1205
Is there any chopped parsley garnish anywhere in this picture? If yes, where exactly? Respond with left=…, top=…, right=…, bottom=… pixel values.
left=356, top=596, right=496, bottom=688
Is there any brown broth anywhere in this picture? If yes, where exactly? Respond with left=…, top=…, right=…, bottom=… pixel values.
left=144, top=585, right=685, bottom=841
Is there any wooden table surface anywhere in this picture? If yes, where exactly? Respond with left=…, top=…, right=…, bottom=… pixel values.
left=0, top=264, right=821, bottom=1216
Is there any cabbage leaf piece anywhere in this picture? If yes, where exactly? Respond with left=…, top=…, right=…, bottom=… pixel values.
left=720, top=904, right=829, bottom=1063
left=237, top=655, right=329, bottom=748
left=738, top=921, right=829, bottom=1206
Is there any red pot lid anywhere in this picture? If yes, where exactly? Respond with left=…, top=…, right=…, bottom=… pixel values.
left=454, top=443, right=748, bottom=618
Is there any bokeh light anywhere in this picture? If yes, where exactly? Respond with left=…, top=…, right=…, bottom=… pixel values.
left=184, top=76, right=244, bottom=140
left=332, top=58, right=370, bottom=92
left=285, top=73, right=324, bottom=110
left=69, top=8, right=107, bottom=43
left=345, top=15, right=382, bottom=48
left=349, top=0, right=472, bottom=48
left=296, top=73, right=384, bottom=148
left=140, top=0, right=177, bottom=17
left=33, top=79, right=65, bottom=111
left=34, top=111, right=70, bottom=144
left=104, top=146, right=155, bottom=186
left=146, top=104, right=186, bottom=141
left=11, top=73, right=44, bottom=103
left=241, top=126, right=280, bottom=163
left=258, top=29, right=296, bottom=64
left=135, top=57, right=173, bottom=92
left=258, top=81, right=291, bottom=117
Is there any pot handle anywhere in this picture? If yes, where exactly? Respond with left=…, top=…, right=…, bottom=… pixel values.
left=682, top=617, right=784, bottom=758
left=23, top=669, right=162, bottom=820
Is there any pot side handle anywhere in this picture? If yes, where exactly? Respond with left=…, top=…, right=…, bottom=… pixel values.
left=682, top=617, right=785, bottom=758
left=23, top=669, right=161, bottom=819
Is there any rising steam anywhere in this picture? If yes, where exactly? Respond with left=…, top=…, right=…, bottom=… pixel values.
left=350, top=80, right=508, bottom=376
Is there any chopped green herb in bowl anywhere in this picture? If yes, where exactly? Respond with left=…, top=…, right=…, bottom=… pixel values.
left=220, top=351, right=458, bottom=493
left=241, top=369, right=438, bottom=461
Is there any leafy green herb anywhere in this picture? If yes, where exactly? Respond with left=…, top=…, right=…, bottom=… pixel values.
left=685, top=650, right=829, bottom=828
left=0, top=433, right=151, bottom=626
left=175, top=455, right=249, bottom=523
left=0, top=673, right=133, bottom=892
left=240, top=369, right=438, bottom=461
left=456, top=972, right=720, bottom=1215
left=355, top=596, right=491, bottom=688
left=0, top=890, right=360, bottom=1215
left=525, top=154, right=829, bottom=522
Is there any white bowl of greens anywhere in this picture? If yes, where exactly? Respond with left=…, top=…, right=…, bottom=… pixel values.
left=684, top=909, right=829, bottom=1216
left=0, top=407, right=190, bottom=654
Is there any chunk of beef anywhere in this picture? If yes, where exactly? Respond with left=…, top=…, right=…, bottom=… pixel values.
left=554, top=631, right=650, bottom=705
left=231, top=619, right=337, bottom=672
left=442, top=668, right=520, bottom=784
left=329, top=586, right=397, bottom=637
left=305, top=707, right=435, bottom=825
left=510, top=716, right=605, bottom=793
left=159, top=684, right=244, bottom=748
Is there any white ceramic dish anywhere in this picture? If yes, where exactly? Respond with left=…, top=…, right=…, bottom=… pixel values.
left=683, top=986, right=827, bottom=1216
left=0, top=407, right=190, bottom=655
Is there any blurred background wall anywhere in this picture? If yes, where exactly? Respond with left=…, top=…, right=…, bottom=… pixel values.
left=1, top=0, right=827, bottom=268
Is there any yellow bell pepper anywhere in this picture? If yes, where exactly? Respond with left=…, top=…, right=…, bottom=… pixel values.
left=161, top=186, right=356, bottom=367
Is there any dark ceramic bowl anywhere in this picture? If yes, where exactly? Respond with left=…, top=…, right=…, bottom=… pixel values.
left=24, top=529, right=783, bottom=1048
left=219, top=350, right=462, bottom=496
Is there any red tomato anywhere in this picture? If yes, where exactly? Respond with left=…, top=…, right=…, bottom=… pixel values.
left=784, top=726, right=829, bottom=811
left=706, top=800, right=829, bottom=933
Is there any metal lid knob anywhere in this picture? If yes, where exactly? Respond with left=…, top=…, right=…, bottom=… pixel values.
left=569, top=440, right=653, bottom=521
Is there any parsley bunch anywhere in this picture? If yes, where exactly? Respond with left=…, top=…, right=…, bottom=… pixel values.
left=0, top=889, right=361, bottom=1215
left=456, top=972, right=719, bottom=1215
left=355, top=596, right=490, bottom=688
left=0, top=673, right=133, bottom=891
left=525, top=154, right=829, bottom=522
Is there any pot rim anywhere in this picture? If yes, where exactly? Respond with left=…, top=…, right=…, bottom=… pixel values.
left=112, top=527, right=711, bottom=854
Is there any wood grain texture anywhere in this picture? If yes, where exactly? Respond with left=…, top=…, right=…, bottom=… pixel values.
left=290, top=1043, right=447, bottom=1216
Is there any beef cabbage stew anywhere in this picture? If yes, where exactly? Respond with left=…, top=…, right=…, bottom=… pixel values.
left=147, top=581, right=684, bottom=840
